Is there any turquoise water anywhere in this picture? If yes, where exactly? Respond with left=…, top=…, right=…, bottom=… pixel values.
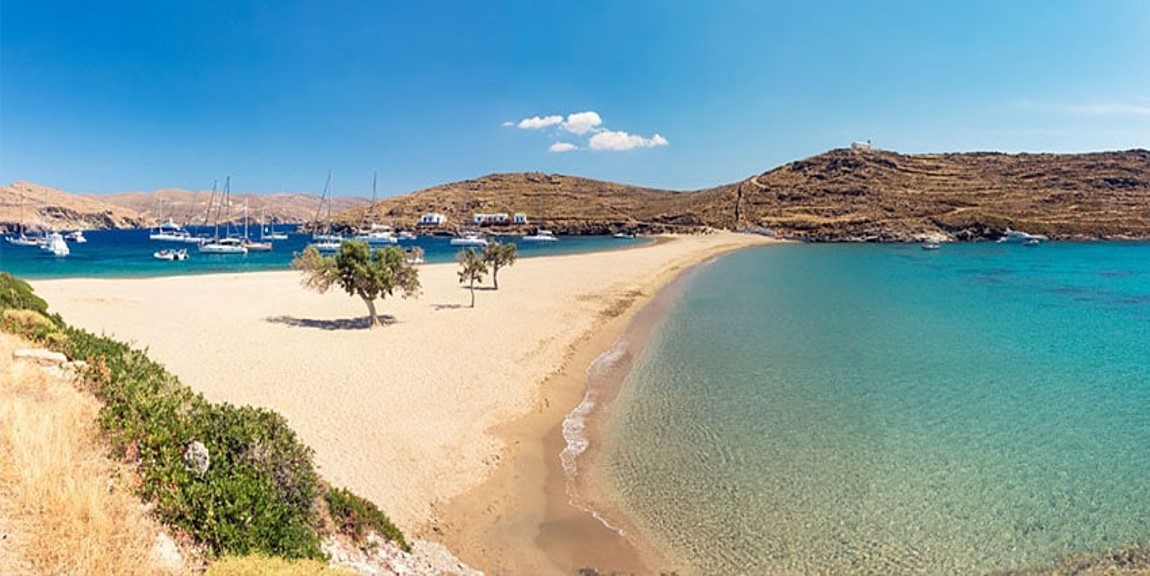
left=0, top=228, right=647, bottom=279
left=599, top=242, right=1150, bottom=574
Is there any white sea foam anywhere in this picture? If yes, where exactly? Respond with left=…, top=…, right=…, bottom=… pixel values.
left=559, top=340, right=630, bottom=536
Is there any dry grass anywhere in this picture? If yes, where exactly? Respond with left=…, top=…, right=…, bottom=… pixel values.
left=0, top=332, right=171, bottom=575
left=205, top=554, right=355, bottom=576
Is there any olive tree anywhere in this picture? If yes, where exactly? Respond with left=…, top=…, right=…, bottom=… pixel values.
left=482, top=242, right=517, bottom=290
left=291, top=241, right=420, bottom=329
left=456, top=248, right=487, bottom=308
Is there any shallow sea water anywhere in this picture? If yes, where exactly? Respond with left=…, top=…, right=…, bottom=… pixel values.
left=597, top=242, right=1150, bottom=574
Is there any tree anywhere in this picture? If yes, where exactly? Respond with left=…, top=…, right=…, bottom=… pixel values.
left=456, top=248, right=487, bottom=308
left=291, top=241, right=421, bottom=329
left=481, top=242, right=518, bottom=290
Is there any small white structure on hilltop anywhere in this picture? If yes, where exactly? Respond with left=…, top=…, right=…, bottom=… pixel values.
left=851, top=140, right=874, bottom=151
left=418, top=212, right=446, bottom=226
left=513, top=213, right=528, bottom=225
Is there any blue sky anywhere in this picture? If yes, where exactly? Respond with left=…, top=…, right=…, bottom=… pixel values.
left=2, top=1, right=1148, bottom=196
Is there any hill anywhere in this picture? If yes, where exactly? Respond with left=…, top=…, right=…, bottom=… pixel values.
left=7, top=148, right=1150, bottom=240
left=331, top=148, right=1150, bottom=241
left=0, top=182, right=368, bottom=233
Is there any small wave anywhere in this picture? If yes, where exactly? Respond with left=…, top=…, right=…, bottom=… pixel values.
left=559, top=341, right=631, bottom=536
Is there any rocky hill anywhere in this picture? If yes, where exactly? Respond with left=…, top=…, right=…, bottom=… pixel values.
left=332, top=148, right=1150, bottom=241
left=8, top=148, right=1149, bottom=241
left=0, top=182, right=368, bottom=233
left=0, top=182, right=148, bottom=233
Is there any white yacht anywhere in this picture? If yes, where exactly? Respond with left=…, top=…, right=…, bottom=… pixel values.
left=998, top=228, right=1049, bottom=243
left=450, top=231, right=489, bottom=247
left=309, top=238, right=343, bottom=252
left=64, top=230, right=88, bottom=243
left=523, top=229, right=558, bottom=242
left=41, top=232, right=70, bottom=257
left=198, top=237, right=248, bottom=254
left=150, top=217, right=200, bottom=243
left=397, top=230, right=418, bottom=241
left=354, top=224, right=398, bottom=245
left=5, top=233, right=43, bottom=247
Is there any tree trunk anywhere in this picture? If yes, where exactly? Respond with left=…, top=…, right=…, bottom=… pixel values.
left=469, top=278, right=476, bottom=308
left=364, top=297, right=380, bottom=329
left=492, top=265, right=500, bottom=290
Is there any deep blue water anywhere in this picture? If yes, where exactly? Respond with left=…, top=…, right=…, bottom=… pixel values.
left=0, top=227, right=648, bottom=279
left=598, top=242, right=1150, bottom=574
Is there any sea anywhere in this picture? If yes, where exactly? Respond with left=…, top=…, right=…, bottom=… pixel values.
left=576, top=241, right=1150, bottom=574
left=0, top=227, right=647, bottom=279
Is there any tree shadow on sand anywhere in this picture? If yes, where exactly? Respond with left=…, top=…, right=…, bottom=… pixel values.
left=264, top=315, right=395, bottom=331
left=431, top=303, right=466, bottom=311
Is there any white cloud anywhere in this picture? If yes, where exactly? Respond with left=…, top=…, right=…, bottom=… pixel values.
left=549, top=142, right=578, bottom=153
left=588, top=130, right=669, bottom=151
left=517, top=115, right=564, bottom=129
left=561, top=111, right=603, bottom=135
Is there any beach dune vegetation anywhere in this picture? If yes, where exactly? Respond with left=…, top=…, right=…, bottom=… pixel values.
left=291, top=241, right=421, bottom=329
left=482, top=242, right=517, bottom=290
left=456, top=247, right=487, bottom=308
left=0, top=272, right=408, bottom=563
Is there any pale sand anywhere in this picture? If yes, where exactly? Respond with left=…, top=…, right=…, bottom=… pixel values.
left=31, top=232, right=776, bottom=571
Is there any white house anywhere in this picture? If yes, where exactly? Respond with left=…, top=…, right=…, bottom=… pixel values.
left=513, top=213, right=528, bottom=225
left=473, top=213, right=510, bottom=226
left=418, top=212, right=446, bottom=226
left=851, top=140, right=874, bottom=151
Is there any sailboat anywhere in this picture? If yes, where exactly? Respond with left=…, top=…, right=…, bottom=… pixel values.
left=199, top=177, right=248, bottom=254
left=240, top=199, right=272, bottom=252
left=309, top=171, right=343, bottom=252
left=450, top=185, right=489, bottom=247
left=354, top=172, right=398, bottom=245
left=262, top=207, right=288, bottom=240
left=6, top=187, right=44, bottom=246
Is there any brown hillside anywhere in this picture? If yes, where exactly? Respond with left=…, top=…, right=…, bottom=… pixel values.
left=729, top=148, right=1150, bottom=241
left=336, top=148, right=1150, bottom=241
left=0, top=182, right=147, bottom=233
left=100, top=189, right=369, bottom=227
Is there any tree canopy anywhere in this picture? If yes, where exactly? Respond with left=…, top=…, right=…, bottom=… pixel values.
left=456, top=248, right=487, bottom=308
left=482, top=242, right=518, bottom=290
left=291, top=241, right=421, bottom=328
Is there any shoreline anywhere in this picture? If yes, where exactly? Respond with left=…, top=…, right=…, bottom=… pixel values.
left=433, top=244, right=764, bottom=574
left=30, top=232, right=779, bottom=573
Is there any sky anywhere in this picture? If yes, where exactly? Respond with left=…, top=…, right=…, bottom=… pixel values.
left=2, top=1, right=1148, bottom=197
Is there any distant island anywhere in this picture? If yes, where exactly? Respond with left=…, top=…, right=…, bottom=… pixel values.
left=6, top=147, right=1149, bottom=241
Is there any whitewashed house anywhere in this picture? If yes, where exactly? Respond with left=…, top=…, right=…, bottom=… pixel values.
left=418, top=212, right=446, bottom=226
left=473, top=213, right=510, bottom=226
left=513, top=213, right=528, bottom=225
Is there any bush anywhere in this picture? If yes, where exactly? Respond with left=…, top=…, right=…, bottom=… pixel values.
left=326, top=487, right=409, bottom=552
left=0, top=274, right=408, bottom=561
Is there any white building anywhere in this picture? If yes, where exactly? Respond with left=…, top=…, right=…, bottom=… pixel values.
left=513, top=213, right=528, bottom=225
left=473, top=213, right=510, bottom=226
left=851, top=140, right=874, bottom=151
left=418, top=212, right=446, bottom=226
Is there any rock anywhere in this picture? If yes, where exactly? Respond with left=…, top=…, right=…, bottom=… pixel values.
left=150, top=532, right=183, bottom=574
left=183, top=441, right=210, bottom=476
left=12, top=348, right=68, bottom=366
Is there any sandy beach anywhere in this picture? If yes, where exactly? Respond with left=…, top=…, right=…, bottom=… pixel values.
left=31, top=232, right=776, bottom=573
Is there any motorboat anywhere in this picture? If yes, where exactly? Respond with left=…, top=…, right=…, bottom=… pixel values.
left=397, top=230, right=418, bottom=241
left=354, top=226, right=399, bottom=245
left=450, top=231, right=489, bottom=247
left=5, top=233, right=44, bottom=247
left=64, top=230, right=88, bottom=243
left=242, top=238, right=274, bottom=252
left=198, top=237, right=248, bottom=254
left=40, top=232, right=69, bottom=257
left=153, top=248, right=189, bottom=261
left=1023, top=238, right=1041, bottom=247
left=150, top=218, right=201, bottom=243
left=523, top=229, right=559, bottom=242
left=612, top=232, right=636, bottom=239
left=309, top=238, right=343, bottom=252
left=263, top=227, right=289, bottom=241
left=921, top=241, right=941, bottom=250
left=998, top=228, right=1048, bottom=243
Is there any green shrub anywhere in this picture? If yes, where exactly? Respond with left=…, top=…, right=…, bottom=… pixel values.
left=0, top=274, right=408, bottom=561
left=326, top=487, right=408, bottom=552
